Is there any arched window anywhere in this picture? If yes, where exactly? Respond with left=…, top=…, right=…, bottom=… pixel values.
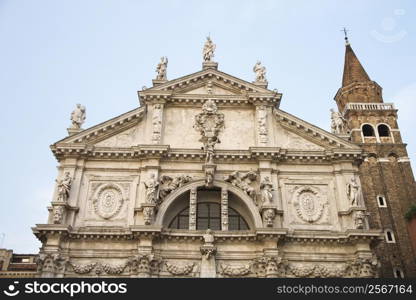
left=169, top=202, right=249, bottom=231
left=362, top=124, right=375, bottom=137
left=378, top=124, right=390, bottom=137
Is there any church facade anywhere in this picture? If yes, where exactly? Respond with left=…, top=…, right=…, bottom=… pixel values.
left=32, top=37, right=416, bottom=278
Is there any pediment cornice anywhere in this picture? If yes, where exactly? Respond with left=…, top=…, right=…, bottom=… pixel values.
left=274, top=109, right=361, bottom=150
left=138, top=68, right=282, bottom=107
left=51, top=144, right=363, bottom=163
left=52, top=107, right=146, bottom=146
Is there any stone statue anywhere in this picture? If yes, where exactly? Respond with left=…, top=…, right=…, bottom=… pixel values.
left=330, top=109, right=348, bottom=134
left=155, top=57, right=168, bottom=80
left=253, top=61, right=267, bottom=82
left=204, top=136, right=218, bottom=164
left=143, top=174, right=159, bottom=204
left=260, top=177, right=274, bottom=204
left=70, top=104, right=86, bottom=129
left=203, top=36, right=216, bottom=62
left=346, top=177, right=360, bottom=206
left=56, top=172, right=72, bottom=202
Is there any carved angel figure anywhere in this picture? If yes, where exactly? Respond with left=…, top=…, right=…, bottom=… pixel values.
left=253, top=61, right=267, bottom=82
left=346, top=177, right=360, bottom=206
left=203, top=36, right=216, bottom=62
left=56, top=172, right=72, bottom=202
left=70, top=104, right=86, bottom=129
left=224, top=171, right=257, bottom=200
left=155, top=56, right=168, bottom=80
left=143, top=174, right=159, bottom=204
left=260, top=177, right=274, bottom=204
left=330, top=109, right=348, bottom=134
left=159, top=175, right=192, bottom=199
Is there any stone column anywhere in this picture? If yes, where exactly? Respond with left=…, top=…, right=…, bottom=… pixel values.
left=189, top=188, right=197, bottom=230
left=221, top=188, right=228, bottom=231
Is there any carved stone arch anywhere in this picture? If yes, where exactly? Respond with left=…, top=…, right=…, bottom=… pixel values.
left=155, top=179, right=263, bottom=228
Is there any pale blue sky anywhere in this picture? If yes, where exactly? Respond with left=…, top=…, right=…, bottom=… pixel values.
left=0, top=0, right=415, bottom=253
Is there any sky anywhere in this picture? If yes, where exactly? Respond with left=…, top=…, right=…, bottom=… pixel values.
left=0, top=0, right=415, bottom=253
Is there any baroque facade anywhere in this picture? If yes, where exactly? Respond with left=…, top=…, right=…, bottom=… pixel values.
left=32, top=37, right=416, bottom=278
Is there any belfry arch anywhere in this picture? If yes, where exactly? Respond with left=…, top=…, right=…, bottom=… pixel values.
left=155, top=180, right=263, bottom=229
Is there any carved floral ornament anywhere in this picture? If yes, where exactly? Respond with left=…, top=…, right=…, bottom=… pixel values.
left=92, top=183, right=125, bottom=219
left=292, top=185, right=327, bottom=223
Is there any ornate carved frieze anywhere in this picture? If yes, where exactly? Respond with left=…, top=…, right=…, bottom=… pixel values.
left=224, top=171, right=257, bottom=202
left=92, top=183, right=125, bottom=220
left=69, top=261, right=129, bottom=275
left=287, top=264, right=347, bottom=278
left=165, top=262, right=195, bottom=276
left=218, top=263, right=251, bottom=277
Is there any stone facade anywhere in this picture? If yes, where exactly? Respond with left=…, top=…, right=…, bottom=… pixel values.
left=31, top=39, right=416, bottom=278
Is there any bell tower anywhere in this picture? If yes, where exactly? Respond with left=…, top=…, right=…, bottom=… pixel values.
left=334, top=36, right=416, bottom=278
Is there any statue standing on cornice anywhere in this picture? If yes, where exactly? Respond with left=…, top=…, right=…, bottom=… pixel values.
left=143, top=174, right=159, bottom=205
left=330, top=109, right=348, bottom=134
left=346, top=177, right=360, bottom=206
left=155, top=56, right=168, bottom=80
left=253, top=61, right=267, bottom=82
left=203, top=36, right=216, bottom=62
left=56, top=172, right=72, bottom=202
left=70, top=104, right=86, bottom=129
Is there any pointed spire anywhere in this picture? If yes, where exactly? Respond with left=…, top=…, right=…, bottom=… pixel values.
left=342, top=39, right=371, bottom=87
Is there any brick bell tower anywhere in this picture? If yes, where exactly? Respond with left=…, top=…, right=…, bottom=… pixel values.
left=334, top=34, right=416, bottom=278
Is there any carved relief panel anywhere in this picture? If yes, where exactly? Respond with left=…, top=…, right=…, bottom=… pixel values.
left=81, top=175, right=135, bottom=226
left=281, top=179, right=336, bottom=230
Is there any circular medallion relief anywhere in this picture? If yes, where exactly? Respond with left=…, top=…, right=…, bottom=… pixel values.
left=93, top=183, right=125, bottom=219
left=293, top=187, right=324, bottom=223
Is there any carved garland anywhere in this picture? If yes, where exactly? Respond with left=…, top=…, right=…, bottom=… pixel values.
left=165, top=262, right=195, bottom=276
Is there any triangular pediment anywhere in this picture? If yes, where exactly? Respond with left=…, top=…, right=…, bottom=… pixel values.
left=139, top=68, right=279, bottom=99
left=273, top=109, right=360, bottom=150
left=53, top=107, right=146, bottom=146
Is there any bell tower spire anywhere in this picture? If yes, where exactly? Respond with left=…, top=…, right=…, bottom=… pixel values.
left=333, top=35, right=416, bottom=278
left=334, top=36, right=383, bottom=112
